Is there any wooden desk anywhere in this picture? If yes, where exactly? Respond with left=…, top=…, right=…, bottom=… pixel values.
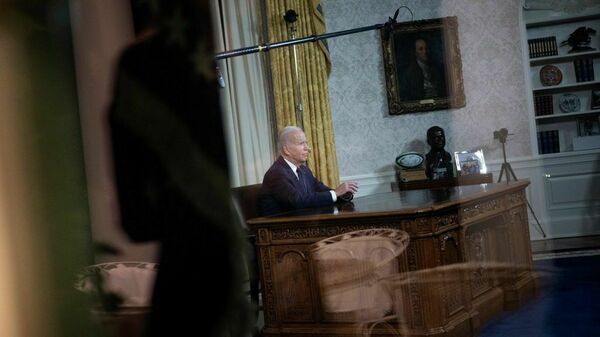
left=247, top=181, right=537, bottom=337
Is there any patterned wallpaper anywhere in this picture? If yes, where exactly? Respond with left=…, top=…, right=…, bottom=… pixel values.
left=322, top=0, right=532, bottom=176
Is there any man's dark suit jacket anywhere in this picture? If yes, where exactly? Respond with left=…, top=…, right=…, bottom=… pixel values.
left=400, top=60, right=447, bottom=101
left=259, top=156, right=334, bottom=216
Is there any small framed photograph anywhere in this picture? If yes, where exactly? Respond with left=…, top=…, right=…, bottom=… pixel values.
left=591, top=89, right=600, bottom=110
left=577, top=116, right=600, bottom=136
left=454, top=150, right=487, bottom=176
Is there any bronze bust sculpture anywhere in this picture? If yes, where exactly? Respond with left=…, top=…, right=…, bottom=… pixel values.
left=425, top=126, right=454, bottom=180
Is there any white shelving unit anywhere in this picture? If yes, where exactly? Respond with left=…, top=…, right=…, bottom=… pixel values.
left=524, top=11, right=600, bottom=154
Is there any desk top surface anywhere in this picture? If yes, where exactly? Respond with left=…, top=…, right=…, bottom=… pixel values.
left=247, top=181, right=529, bottom=227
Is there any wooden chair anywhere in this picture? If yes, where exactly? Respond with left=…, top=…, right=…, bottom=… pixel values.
left=231, top=183, right=262, bottom=223
left=310, top=228, right=410, bottom=336
left=231, top=183, right=263, bottom=336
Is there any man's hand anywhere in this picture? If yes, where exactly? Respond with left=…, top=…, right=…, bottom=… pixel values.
left=334, top=181, right=358, bottom=198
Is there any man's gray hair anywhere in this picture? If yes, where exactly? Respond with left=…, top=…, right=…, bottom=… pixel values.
left=278, top=126, right=303, bottom=153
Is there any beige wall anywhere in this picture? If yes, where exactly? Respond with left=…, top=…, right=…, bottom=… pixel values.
left=323, top=0, right=531, bottom=176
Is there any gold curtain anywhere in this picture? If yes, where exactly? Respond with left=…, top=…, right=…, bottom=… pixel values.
left=265, top=0, right=339, bottom=186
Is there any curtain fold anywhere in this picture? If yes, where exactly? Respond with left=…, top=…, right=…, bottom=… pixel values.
left=265, top=0, right=339, bottom=186
left=212, top=0, right=274, bottom=186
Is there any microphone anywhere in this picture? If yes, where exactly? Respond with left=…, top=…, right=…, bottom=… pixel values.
left=216, top=66, right=225, bottom=88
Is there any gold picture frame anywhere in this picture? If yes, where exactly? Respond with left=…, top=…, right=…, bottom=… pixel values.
left=381, top=16, right=466, bottom=114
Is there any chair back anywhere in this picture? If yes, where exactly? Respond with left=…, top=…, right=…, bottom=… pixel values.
left=231, top=183, right=262, bottom=222
left=231, top=183, right=263, bottom=334
left=310, top=228, right=409, bottom=323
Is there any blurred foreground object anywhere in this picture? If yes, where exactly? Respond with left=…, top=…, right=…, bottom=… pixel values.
left=311, top=229, right=410, bottom=335
left=76, top=262, right=158, bottom=337
left=108, top=1, right=250, bottom=336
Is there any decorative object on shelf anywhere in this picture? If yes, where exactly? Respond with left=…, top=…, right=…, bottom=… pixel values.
left=381, top=16, right=465, bottom=114
left=523, top=0, right=598, bottom=14
left=539, top=64, right=562, bottom=86
left=537, top=130, right=560, bottom=154
left=558, top=93, right=581, bottom=113
left=527, top=36, right=558, bottom=58
left=395, top=152, right=426, bottom=182
left=577, top=116, right=600, bottom=136
left=573, top=134, right=600, bottom=150
left=573, top=58, right=595, bottom=82
left=395, top=152, right=424, bottom=169
left=574, top=116, right=600, bottom=150
left=396, top=167, right=427, bottom=182
left=559, top=26, right=597, bottom=53
left=424, top=126, right=454, bottom=180
left=534, top=94, right=554, bottom=116
left=591, top=89, right=600, bottom=110
left=454, top=150, right=486, bottom=176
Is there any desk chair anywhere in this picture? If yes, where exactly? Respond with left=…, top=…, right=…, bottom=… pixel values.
left=231, top=183, right=263, bottom=336
left=310, top=228, right=410, bottom=336
left=231, top=183, right=262, bottom=222
left=75, top=262, right=158, bottom=337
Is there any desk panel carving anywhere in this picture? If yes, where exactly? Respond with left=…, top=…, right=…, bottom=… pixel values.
left=270, top=224, right=398, bottom=242
left=461, top=198, right=502, bottom=221
left=433, top=214, right=460, bottom=232
left=272, top=245, right=313, bottom=321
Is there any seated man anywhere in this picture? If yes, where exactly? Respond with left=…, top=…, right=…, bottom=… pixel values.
left=260, top=126, right=358, bottom=216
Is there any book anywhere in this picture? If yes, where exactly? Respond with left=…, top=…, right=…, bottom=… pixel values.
left=551, top=130, right=559, bottom=153
left=574, top=59, right=584, bottom=82
left=398, top=168, right=427, bottom=182
left=534, top=95, right=553, bottom=116
left=538, top=130, right=560, bottom=154
left=528, top=36, right=558, bottom=58
left=585, top=58, right=595, bottom=82
left=591, top=90, right=600, bottom=110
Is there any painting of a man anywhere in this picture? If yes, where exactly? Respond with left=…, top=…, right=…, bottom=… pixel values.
left=396, top=34, right=447, bottom=101
left=381, top=16, right=465, bottom=114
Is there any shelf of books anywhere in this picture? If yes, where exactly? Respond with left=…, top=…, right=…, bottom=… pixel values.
left=525, top=10, right=600, bottom=155
left=525, top=12, right=600, bottom=28
left=535, top=109, right=600, bottom=122
left=530, top=50, right=600, bottom=66
left=532, top=81, right=600, bottom=95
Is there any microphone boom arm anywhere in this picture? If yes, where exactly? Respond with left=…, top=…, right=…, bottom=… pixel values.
left=215, top=23, right=386, bottom=60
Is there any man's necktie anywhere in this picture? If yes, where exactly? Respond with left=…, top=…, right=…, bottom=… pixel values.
left=297, top=167, right=308, bottom=193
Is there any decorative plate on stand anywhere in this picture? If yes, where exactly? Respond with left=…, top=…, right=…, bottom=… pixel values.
left=558, top=93, right=581, bottom=113
left=395, top=152, right=424, bottom=169
left=539, top=65, right=562, bottom=86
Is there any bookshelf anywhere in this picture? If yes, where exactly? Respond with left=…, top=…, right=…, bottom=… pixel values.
left=524, top=11, right=600, bottom=154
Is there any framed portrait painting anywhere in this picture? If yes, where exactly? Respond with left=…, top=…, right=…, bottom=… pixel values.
left=381, top=16, right=466, bottom=114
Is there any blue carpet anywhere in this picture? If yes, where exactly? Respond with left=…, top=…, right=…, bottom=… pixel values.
left=480, top=254, right=600, bottom=337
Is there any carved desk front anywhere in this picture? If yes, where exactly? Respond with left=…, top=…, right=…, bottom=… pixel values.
left=247, top=181, right=537, bottom=337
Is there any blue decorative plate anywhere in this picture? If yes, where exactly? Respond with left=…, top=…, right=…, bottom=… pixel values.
left=395, top=152, right=424, bottom=169
left=558, top=93, right=580, bottom=113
